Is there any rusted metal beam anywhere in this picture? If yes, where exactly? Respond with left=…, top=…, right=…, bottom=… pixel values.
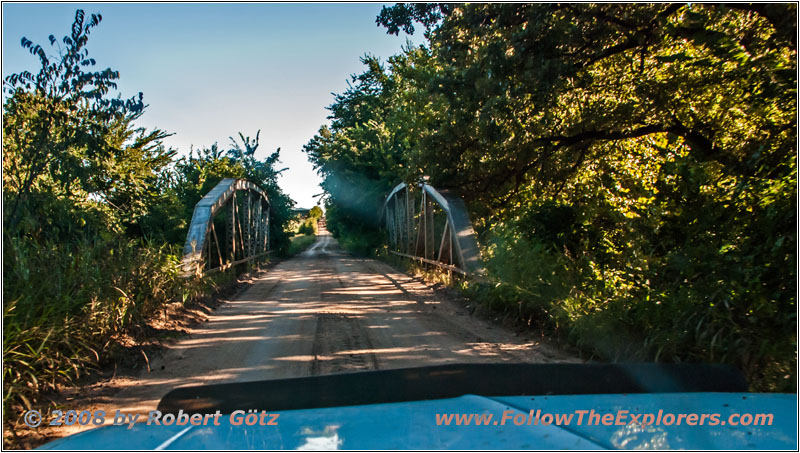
left=211, top=221, right=224, bottom=268
left=236, top=199, right=246, bottom=261
left=422, top=185, right=483, bottom=276
left=406, top=186, right=413, bottom=255
left=228, top=193, right=236, bottom=263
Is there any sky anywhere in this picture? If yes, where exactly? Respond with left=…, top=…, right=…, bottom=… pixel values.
left=2, top=3, right=415, bottom=209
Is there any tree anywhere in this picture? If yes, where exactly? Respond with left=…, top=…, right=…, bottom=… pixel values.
left=165, top=131, right=296, bottom=254
left=377, top=4, right=795, bottom=212
left=2, top=9, right=172, bottom=238
left=308, top=206, right=323, bottom=219
left=303, top=55, right=411, bottom=253
left=307, top=3, right=796, bottom=389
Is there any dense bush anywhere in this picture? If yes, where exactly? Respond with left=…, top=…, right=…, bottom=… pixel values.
left=287, top=234, right=316, bottom=256
left=297, top=221, right=315, bottom=236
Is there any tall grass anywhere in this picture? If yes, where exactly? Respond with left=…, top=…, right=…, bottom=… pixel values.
left=2, top=235, right=208, bottom=423
left=287, top=234, right=316, bottom=256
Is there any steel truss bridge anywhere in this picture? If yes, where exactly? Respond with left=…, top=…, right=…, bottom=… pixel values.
left=182, top=178, right=271, bottom=276
left=181, top=178, right=484, bottom=277
left=380, top=182, right=484, bottom=276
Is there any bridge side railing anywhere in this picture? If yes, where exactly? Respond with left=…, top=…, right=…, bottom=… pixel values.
left=182, top=178, right=270, bottom=276
left=380, top=182, right=484, bottom=276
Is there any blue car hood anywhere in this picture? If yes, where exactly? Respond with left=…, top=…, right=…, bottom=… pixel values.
left=40, top=392, right=796, bottom=450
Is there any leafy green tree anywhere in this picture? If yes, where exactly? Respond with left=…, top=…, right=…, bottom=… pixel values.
left=3, top=9, right=173, bottom=239
left=304, top=55, right=411, bottom=254
left=308, top=206, right=323, bottom=219
left=2, top=10, right=301, bottom=429
left=376, top=4, right=795, bottom=206
left=308, top=3, right=796, bottom=390
left=3, top=10, right=187, bottom=426
left=163, top=132, right=295, bottom=254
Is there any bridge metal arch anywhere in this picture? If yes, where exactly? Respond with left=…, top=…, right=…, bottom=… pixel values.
left=380, top=182, right=484, bottom=276
left=182, top=178, right=270, bottom=276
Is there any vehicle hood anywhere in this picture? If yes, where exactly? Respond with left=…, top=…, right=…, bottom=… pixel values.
left=39, top=392, right=796, bottom=450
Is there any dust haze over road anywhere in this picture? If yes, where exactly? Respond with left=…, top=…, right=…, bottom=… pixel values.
left=94, top=229, right=576, bottom=420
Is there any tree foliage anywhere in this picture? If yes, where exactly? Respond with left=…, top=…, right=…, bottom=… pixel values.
left=2, top=10, right=153, bottom=233
left=163, top=132, right=295, bottom=254
left=304, top=55, right=409, bottom=254
left=306, top=3, right=796, bottom=390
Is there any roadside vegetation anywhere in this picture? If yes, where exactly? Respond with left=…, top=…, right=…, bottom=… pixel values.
left=297, top=206, right=324, bottom=236
left=286, top=206, right=323, bottom=255
left=2, top=10, right=295, bottom=430
left=288, top=235, right=316, bottom=256
left=304, top=4, right=796, bottom=391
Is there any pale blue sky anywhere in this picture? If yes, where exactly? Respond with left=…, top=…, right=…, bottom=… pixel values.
left=2, top=3, right=414, bottom=208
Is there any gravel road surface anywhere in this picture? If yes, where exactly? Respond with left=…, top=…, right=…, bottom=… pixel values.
left=62, top=231, right=576, bottom=435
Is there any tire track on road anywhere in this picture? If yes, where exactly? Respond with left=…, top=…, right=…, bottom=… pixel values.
left=58, top=231, right=576, bottom=442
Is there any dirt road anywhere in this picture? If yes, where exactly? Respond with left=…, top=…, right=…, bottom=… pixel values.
left=61, top=232, right=576, bottom=435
